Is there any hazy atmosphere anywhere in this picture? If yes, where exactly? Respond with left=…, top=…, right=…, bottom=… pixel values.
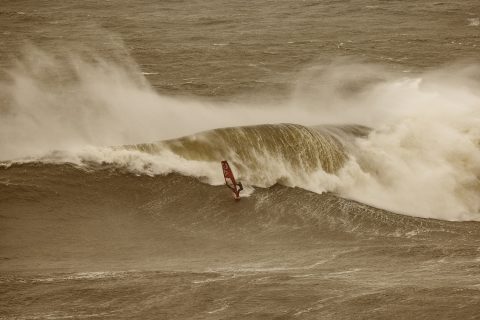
left=1, top=1, right=480, bottom=319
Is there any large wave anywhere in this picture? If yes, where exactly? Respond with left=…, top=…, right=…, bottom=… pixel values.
left=2, top=46, right=480, bottom=221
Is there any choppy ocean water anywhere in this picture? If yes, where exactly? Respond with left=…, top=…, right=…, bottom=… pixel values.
left=1, top=1, right=480, bottom=319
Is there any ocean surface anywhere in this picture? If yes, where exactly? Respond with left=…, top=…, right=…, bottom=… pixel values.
left=1, top=0, right=480, bottom=319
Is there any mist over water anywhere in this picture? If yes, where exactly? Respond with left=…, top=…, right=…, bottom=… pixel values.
left=2, top=47, right=480, bottom=220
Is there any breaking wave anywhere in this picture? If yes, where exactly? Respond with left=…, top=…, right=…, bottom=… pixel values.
left=2, top=47, right=480, bottom=221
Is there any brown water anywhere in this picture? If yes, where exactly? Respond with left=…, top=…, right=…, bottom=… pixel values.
left=1, top=1, right=480, bottom=319
left=1, top=0, right=480, bottom=97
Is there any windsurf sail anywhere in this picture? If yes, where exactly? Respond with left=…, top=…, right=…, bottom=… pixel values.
left=221, top=160, right=241, bottom=200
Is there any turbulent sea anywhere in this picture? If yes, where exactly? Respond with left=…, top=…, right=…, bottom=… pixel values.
left=1, top=1, right=480, bottom=319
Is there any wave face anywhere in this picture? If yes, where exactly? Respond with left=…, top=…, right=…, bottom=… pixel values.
left=7, top=120, right=480, bottom=222
left=129, top=123, right=353, bottom=187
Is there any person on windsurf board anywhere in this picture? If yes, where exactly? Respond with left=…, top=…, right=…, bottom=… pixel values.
left=221, top=160, right=243, bottom=200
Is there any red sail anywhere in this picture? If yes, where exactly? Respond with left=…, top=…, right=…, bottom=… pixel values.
left=221, top=160, right=240, bottom=200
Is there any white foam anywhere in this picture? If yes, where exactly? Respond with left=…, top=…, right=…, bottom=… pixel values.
left=31, top=271, right=130, bottom=282
left=468, top=18, right=480, bottom=26
left=0, top=46, right=319, bottom=161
